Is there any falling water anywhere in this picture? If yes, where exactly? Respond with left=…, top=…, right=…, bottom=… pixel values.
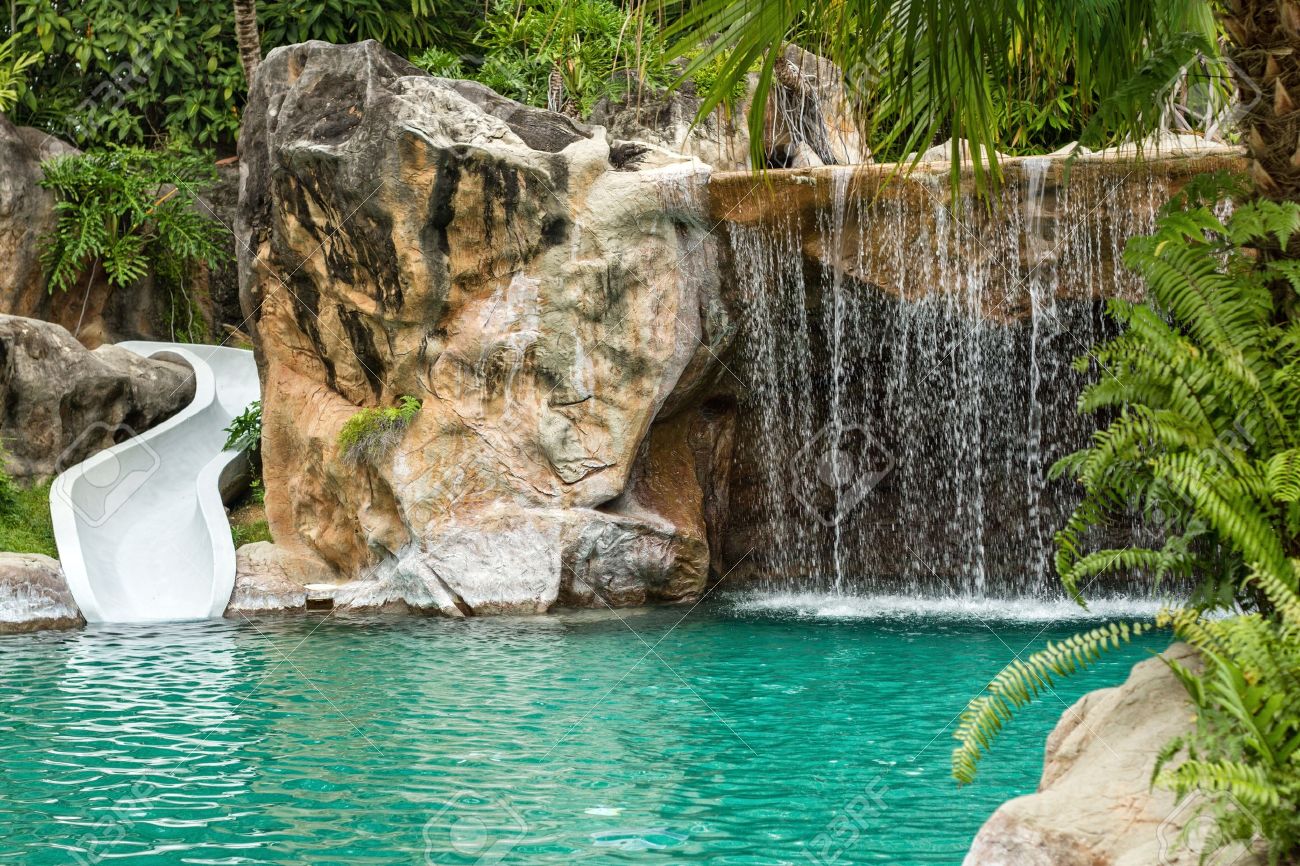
left=729, top=159, right=1179, bottom=597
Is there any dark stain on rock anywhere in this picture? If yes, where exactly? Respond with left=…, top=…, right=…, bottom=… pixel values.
left=287, top=270, right=337, bottom=390
left=338, top=306, right=387, bottom=397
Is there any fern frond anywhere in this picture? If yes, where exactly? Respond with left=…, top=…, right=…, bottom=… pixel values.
left=952, top=621, right=1154, bottom=784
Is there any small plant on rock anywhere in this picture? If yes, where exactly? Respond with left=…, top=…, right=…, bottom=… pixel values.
left=223, top=400, right=262, bottom=454
left=338, top=396, right=422, bottom=465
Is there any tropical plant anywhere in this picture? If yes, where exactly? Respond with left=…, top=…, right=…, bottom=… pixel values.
left=1, top=0, right=482, bottom=149
left=1051, top=174, right=1300, bottom=611
left=338, top=396, right=422, bottom=465
left=473, top=0, right=673, bottom=116
left=223, top=401, right=262, bottom=454
left=1154, top=588, right=1300, bottom=861
left=0, top=32, right=39, bottom=113
left=952, top=182, right=1300, bottom=863
left=39, top=145, right=228, bottom=341
left=666, top=0, right=1300, bottom=203
left=411, top=45, right=464, bottom=78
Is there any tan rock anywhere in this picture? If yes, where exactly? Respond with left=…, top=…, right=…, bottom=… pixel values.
left=223, top=542, right=333, bottom=615
left=965, top=644, right=1264, bottom=866
left=238, top=41, right=733, bottom=614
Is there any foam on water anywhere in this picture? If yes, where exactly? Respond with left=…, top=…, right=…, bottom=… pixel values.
left=729, top=591, right=1174, bottom=622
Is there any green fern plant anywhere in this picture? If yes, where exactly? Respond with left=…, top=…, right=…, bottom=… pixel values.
left=223, top=401, right=262, bottom=454
left=953, top=176, right=1300, bottom=864
left=39, top=144, right=229, bottom=342
left=338, top=396, right=422, bottom=465
left=1152, top=571, right=1300, bottom=861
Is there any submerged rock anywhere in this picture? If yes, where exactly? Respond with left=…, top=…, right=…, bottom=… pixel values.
left=0, top=315, right=196, bottom=482
left=964, top=644, right=1263, bottom=866
left=237, top=40, right=733, bottom=615
left=0, top=553, right=83, bottom=633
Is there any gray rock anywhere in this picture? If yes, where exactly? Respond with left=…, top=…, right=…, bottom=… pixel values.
left=0, top=552, right=83, bottom=633
left=0, top=315, right=196, bottom=482
left=224, top=542, right=329, bottom=615
left=964, top=644, right=1264, bottom=866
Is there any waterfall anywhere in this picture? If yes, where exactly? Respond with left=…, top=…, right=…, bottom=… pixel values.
left=728, top=160, right=1173, bottom=597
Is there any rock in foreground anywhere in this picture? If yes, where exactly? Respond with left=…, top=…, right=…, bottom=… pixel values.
left=0, top=553, right=83, bottom=633
left=964, top=644, right=1263, bottom=866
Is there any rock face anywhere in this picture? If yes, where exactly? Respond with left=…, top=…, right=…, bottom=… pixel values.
left=238, top=41, right=734, bottom=614
left=0, top=315, right=195, bottom=481
left=965, top=644, right=1263, bottom=866
left=0, top=553, right=83, bottom=633
left=590, top=45, right=865, bottom=171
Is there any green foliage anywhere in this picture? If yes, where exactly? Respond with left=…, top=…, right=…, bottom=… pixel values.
left=471, top=0, right=672, bottom=116
left=2, top=0, right=480, bottom=149
left=0, top=447, right=18, bottom=515
left=0, top=32, right=40, bottom=113
left=953, top=179, right=1300, bottom=863
left=410, top=45, right=465, bottom=78
left=39, top=145, right=228, bottom=342
left=951, top=621, right=1155, bottom=784
left=1153, top=577, right=1300, bottom=861
left=231, top=517, right=272, bottom=548
left=668, top=0, right=1227, bottom=187
left=223, top=401, right=262, bottom=454
left=338, top=396, right=422, bottom=465
left=0, top=480, right=56, bottom=558
left=1052, top=175, right=1300, bottom=607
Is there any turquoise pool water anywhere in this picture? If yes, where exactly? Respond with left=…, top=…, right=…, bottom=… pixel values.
left=0, top=594, right=1170, bottom=865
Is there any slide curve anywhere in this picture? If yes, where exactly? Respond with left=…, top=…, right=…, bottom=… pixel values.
left=51, top=343, right=260, bottom=623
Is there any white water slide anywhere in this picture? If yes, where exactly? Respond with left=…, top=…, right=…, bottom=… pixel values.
left=51, top=343, right=260, bottom=623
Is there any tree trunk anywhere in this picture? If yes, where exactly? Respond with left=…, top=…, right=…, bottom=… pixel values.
left=233, top=0, right=262, bottom=85
left=1222, top=0, right=1300, bottom=205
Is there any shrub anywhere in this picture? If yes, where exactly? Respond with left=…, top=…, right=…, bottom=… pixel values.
left=410, top=46, right=465, bottom=78
left=0, top=480, right=56, bottom=557
left=4, top=0, right=481, bottom=149
left=223, top=401, right=262, bottom=454
left=338, top=396, right=422, bottom=465
left=471, top=0, right=672, bottom=116
left=39, top=144, right=228, bottom=342
left=0, top=33, right=39, bottom=113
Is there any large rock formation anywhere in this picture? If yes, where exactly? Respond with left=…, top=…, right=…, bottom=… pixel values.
left=965, top=644, right=1264, bottom=866
left=590, top=44, right=865, bottom=171
left=238, top=41, right=734, bottom=614
left=0, top=315, right=195, bottom=481
left=0, top=552, right=83, bottom=633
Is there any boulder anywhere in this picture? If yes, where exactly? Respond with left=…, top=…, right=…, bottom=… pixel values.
left=0, top=552, right=83, bottom=633
left=589, top=45, right=866, bottom=171
left=223, top=542, right=326, bottom=615
left=0, top=315, right=196, bottom=481
left=237, top=40, right=734, bottom=615
left=964, top=644, right=1264, bottom=866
